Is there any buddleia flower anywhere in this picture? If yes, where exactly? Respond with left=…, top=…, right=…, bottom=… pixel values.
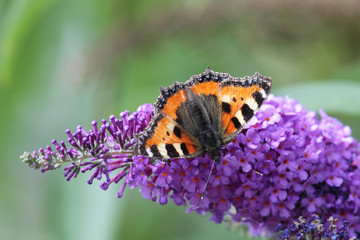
left=21, top=95, right=360, bottom=238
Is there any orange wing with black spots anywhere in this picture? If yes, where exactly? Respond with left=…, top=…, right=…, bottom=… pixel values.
left=219, top=72, right=272, bottom=144
left=135, top=78, right=203, bottom=159
left=135, top=68, right=271, bottom=160
left=135, top=113, right=201, bottom=158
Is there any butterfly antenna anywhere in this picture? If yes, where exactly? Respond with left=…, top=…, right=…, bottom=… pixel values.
left=250, top=169, right=263, bottom=176
left=201, top=159, right=216, bottom=199
left=224, top=158, right=263, bottom=176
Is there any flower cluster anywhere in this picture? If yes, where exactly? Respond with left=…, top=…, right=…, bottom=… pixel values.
left=276, top=215, right=357, bottom=240
left=21, top=95, right=360, bottom=238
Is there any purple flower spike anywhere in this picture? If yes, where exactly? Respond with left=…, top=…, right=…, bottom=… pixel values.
left=276, top=215, right=356, bottom=240
left=21, top=97, right=360, bottom=238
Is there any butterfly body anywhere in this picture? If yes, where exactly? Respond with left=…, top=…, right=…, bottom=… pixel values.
left=135, top=68, right=272, bottom=163
left=176, top=87, right=223, bottom=162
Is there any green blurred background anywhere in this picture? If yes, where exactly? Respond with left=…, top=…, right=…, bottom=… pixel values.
left=1, top=0, right=360, bottom=239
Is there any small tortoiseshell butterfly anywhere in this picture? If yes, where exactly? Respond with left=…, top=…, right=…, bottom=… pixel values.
left=135, top=67, right=272, bottom=164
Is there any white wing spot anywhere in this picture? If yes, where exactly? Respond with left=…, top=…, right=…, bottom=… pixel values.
left=173, top=143, right=183, bottom=156
left=221, top=95, right=231, bottom=103
left=167, top=122, right=175, bottom=132
left=245, top=98, right=258, bottom=111
left=146, top=147, right=153, bottom=157
left=157, top=143, right=169, bottom=158
left=260, top=88, right=267, bottom=98
left=235, top=110, right=246, bottom=126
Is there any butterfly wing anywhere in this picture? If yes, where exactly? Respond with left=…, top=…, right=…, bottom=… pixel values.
left=136, top=113, right=202, bottom=158
left=135, top=81, right=203, bottom=159
left=219, top=72, right=272, bottom=144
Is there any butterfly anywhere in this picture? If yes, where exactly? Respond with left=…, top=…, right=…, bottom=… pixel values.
left=135, top=67, right=272, bottom=165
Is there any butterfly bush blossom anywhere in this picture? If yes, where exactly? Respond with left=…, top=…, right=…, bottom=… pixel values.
left=276, top=214, right=355, bottom=240
left=21, top=95, right=360, bottom=238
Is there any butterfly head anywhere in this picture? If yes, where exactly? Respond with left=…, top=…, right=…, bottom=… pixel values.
left=206, top=146, right=221, bottom=164
left=201, top=128, right=222, bottom=164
